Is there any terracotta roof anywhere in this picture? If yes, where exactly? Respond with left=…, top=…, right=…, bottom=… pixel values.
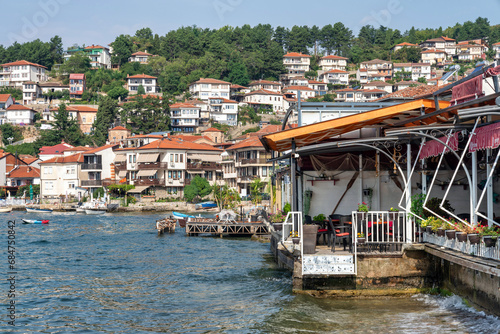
left=283, top=52, right=311, bottom=58
left=364, top=81, right=392, bottom=87
left=394, top=81, right=424, bottom=86
left=84, top=144, right=118, bottom=154
left=69, top=106, right=98, bottom=112
left=63, top=146, right=94, bottom=152
left=6, top=104, right=33, bottom=111
left=249, top=79, right=281, bottom=86
left=361, top=59, right=391, bottom=64
left=19, top=154, right=38, bottom=165
left=325, top=69, right=348, bottom=74
left=283, top=86, right=314, bottom=91
left=421, top=49, right=447, bottom=54
left=494, top=42, right=500, bottom=46
left=226, top=136, right=263, bottom=150
left=208, top=97, right=238, bottom=103
left=2, top=60, right=47, bottom=69
left=321, top=55, right=348, bottom=60
left=126, top=134, right=163, bottom=139
left=170, top=135, right=214, bottom=143
left=130, top=138, right=222, bottom=151
left=39, top=142, right=74, bottom=155
left=308, top=80, right=325, bottom=84
left=245, top=89, right=282, bottom=96
left=39, top=153, right=84, bottom=164
left=441, top=36, right=455, bottom=41
left=128, top=74, right=157, bottom=79
left=170, top=102, right=201, bottom=109
left=69, top=74, right=85, bottom=80
left=7, top=165, right=40, bottom=179
left=85, top=45, right=108, bottom=50
left=374, top=85, right=443, bottom=101
left=258, top=124, right=296, bottom=134
left=202, top=127, right=223, bottom=133
left=184, top=99, right=207, bottom=105
left=230, top=84, right=249, bottom=89
left=126, top=94, right=162, bottom=101
left=110, top=126, right=128, bottom=131
left=191, top=78, right=231, bottom=85
left=0, top=94, right=12, bottom=103
left=131, top=51, right=153, bottom=56
left=395, top=42, right=419, bottom=47
left=23, top=81, right=37, bottom=85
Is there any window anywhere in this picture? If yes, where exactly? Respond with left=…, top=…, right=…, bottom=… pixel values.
left=180, top=154, right=183, bottom=163
left=262, top=167, right=267, bottom=177
left=82, top=116, right=86, bottom=123
left=44, top=166, right=52, bottom=174
left=44, top=182, right=53, bottom=191
left=175, top=154, right=178, bottom=163
left=178, top=171, right=182, bottom=179
left=168, top=171, right=172, bottom=179
left=68, top=182, right=75, bottom=189
left=133, top=155, right=136, bottom=163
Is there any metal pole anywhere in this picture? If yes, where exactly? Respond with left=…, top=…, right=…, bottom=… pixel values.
left=298, top=91, right=302, bottom=127
left=359, top=154, right=363, bottom=206
left=471, top=151, right=478, bottom=226
left=291, top=139, right=297, bottom=212
left=407, top=142, right=412, bottom=242
left=375, top=152, right=380, bottom=210
left=487, top=150, right=494, bottom=226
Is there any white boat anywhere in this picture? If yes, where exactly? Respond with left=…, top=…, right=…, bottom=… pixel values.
left=0, top=207, right=12, bottom=213
left=85, top=209, right=106, bottom=215
left=26, top=207, right=53, bottom=213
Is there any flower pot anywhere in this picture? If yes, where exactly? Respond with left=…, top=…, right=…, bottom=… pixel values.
left=437, top=228, right=445, bottom=237
left=292, top=237, right=300, bottom=245
left=468, top=233, right=480, bottom=245
left=445, top=230, right=456, bottom=240
left=302, top=224, right=319, bottom=254
left=426, top=226, right=432, bottom=234
left=357, top=237, right=366, bottom=244
left=272, top=223, right=282, bottom=231
left=483, top=236, right=497, bottom=248
left=456, top=232, right=467, bottom=242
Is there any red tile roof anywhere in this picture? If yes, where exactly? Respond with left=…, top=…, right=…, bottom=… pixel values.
left=7, top=165, right=40, bottom=178
left=170, top=102, right=201, bottom=109
left=361, top=59, right=391, bottom=64
left=0, top=94, right=12, bottom=103
left=128, top=137, right=222, bottom=151
left=230, top=84, right=249, bottom=89
left=283, top=86, right=314, bottom=91
left=19, top=155, right=38, bottom=165
left=364, top=81, right=392, bottom=87
left=325, top=69, right=348, bottom=74
left=422, top=49, right=447, bottom=54
left=126, top=94, right=162, bottom=101
left=85, top=45, right=108, bottom=50
left=283, top=52, right=311, bottom=58
left=395, top=42, right=419, bottom=47
left=69, top=74, right=85, bottom=80
left=126, top=134, right=163, bottom=139
left=128, top=74, right=157, bottom=79
left=7, top=104, right=33, bottom=111
left=249, top=79, right=281, bottom=86
left=374, top=85, right=443, bottom=101
left=2, top=60, right=47, bottom=69
left=63, top=146, right=94, bottom=152
left=308, top=80, right=325, bottom=84
left=39, top=153, right=84, bottom=164
left=321, top=55, right=348, bottom=60
left=131, top=51, right=153, bottom=56
left=226, top=136, right=263, bottom=150
left=191, top=78, right=231, bottom=85
left=202, top=127, right=223, bottom=133
left=245, top=89, right=282, bottom=96
left=84, top=144, right=118, bottom=154
left=494, top=42, right=500, bottom=46
left=39, top=142, right=74, bottom=155
left=208, top=97, right=238, bottom=103
left=110, top=126, right=128, bottom=131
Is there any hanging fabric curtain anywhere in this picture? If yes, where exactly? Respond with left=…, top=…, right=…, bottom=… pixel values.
left=419, top=133, right=459, bottom=160
left=451, top=75, right=484, bottom=105
left=469, top=122, right=500, bottom=152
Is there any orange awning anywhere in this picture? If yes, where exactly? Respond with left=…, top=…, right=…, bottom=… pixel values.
left=260, top=99, right=450, bottom=152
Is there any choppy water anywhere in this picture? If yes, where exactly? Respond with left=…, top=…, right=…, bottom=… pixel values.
left=1, top=212, right=500, bottom=333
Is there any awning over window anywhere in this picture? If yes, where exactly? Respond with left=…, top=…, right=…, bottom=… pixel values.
left=470, top=122, right=500, bottom=152
left=117, top=170, right=128, bottom=178
left=128, top=186, right=150, bottom=194
left=115, top=154, right=126, bottom=162
left=187, top=153, right=219, bottom=162
left=137, top=169, right=157, bottom=177
left=137, top=153, right=159, bottom=163
left=419, top=133, right=459, bottom=160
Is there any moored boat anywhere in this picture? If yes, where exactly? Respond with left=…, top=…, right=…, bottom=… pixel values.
left=0, top=207, right=12, bottom=213
left=26, top=207, right=53, bottom=213
left=195, top=201, right=218, bottom=210
left=172, top=211, right=195, bottom=227
left=22, top=219, right=49, bottom=224
left=85, top=209, right=106, bottom=215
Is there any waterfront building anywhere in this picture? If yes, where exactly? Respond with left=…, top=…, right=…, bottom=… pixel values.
left=80, top=144, right=118, bottom=193
left=39, top=153, right=84, bottom=199
left=6, top=165, right=40, bottom=187
left=38, top=142, right=75, bottom=161
left=0, top=60, right=48, bottom=88
left=0, top=150, right=28, bottom=186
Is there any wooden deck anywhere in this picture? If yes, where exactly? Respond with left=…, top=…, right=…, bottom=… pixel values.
left=186, top=221, right=269, bottom=237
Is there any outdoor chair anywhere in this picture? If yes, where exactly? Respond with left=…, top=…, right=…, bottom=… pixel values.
left=330, top=217, right=351, bottom=252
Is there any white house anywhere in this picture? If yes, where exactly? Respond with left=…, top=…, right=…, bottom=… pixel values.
left=283, top=52, right=311, bottom=78
left=282, top=86, right=316, bottom=99
left=0, top=94, right=14, bottom=124
left=494, top=42, right=500, bottom=61
left=308, top=80, right=328, bottom=96
left=319, top=69, right=349, bottom=85
left=128, top=51, right=155, bottom=64
left=244, top=89, right=284, bottom=112
left=456, top=43, right=487, bottom=61
left=170, top=102, right=201, bottom=133
left=22, top=82, right=43, bottom=104
left=420, top=36, right=456, bottom=56
left=421, top=49, right=448, bottom=65
left=318, top=55, right=348, bottom=71
left=189, top=78, right=231, bottom=101
left=357, top=59, right=392, bottom=83
left=0, top=60, right=48, bottom=88
left=393, top=63, right=432, bottom=81
left=208, top=98, right=238, bottom=126
left=80, top=144, right=118, bottom=192
left=127, top=74, right=158, bottom=94
left=248, top=80, right=281, bottom=93
left=6, top=104, right=36, bottom=125
left=39, top=153, right=83, bottom=199
left=64, top=45, right=111, bottom=69
left=334, top=88, right=388, bottom=102
left=362, top=81, right=393, bottom=94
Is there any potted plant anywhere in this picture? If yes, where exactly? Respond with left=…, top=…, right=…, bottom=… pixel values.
left=269, top=211, right=286, bottom=231
left=290, top=231, right=300, bottom=244
left=357, top=202, right=369, bottom=212
left=454, top=221, right=469, bottom=242
left=445, top=218, right=457, bottom=240
left=479, top=225, right=499, bottom=247
left=357, top=232, right=366, bottom=244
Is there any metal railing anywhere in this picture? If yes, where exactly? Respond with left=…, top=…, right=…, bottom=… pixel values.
left=82, top=163, right=102, bottom=170
left=186, top=162, right=221, bottom=170
left=81, top=180, right=103, bottom=186
left=137, top=162, right=168, bottom=170
left=352, top=211, right=413, bottom=245
left=282, top=211, right=302, bottom=244
left=423, top=232, right=500, bottom=261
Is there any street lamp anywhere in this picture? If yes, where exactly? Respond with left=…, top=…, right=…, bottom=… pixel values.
left=7, top=137, right=13, bottom=145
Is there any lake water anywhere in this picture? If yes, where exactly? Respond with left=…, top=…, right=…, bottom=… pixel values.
left=2, top=212, right=500, bottom=333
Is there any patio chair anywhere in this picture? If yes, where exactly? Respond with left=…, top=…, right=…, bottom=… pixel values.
left=330, top=217, right=351, bottom=252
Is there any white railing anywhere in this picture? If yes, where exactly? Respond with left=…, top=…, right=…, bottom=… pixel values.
left=352, top=211, right=414, bottom=245
left=423, top=232, right=500, bottom=261
left=282, top=211, right=301, bottom=244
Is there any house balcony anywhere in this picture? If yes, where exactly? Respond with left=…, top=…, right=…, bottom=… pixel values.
left=237, top=175, right=259, bottom=183
left=82, top=163, right=102, bottom=170
left=137, top=162, right=169, bottom=170
left=224, top=172, right=237, bottom=179
left=186, top=162, right=221, bottom=171
left=81, top=180, right=103, bottom=186
left=133, top=178, right=162, bottom=186
left=114, top=163, right=127, bottom=171
left=240, top=157, right=271, bottom=166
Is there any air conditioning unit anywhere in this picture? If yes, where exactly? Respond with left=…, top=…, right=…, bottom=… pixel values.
left=168, top=179, right=173, bottom=184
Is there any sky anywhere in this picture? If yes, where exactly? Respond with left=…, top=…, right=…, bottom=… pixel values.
left=1, top=0, right=499, bottom=48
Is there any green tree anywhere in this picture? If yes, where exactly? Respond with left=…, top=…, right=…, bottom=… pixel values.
left=107, top=86, right=129, bottom=100
left=184, top=175, right=213, bottom=202
left=92, top=96, right=119, bottom=146
left=121, top=95, right=170, bottom=134
left=0, top=87, right=22, bottom=101
left=137, top=85, right=146, bottom=95
left=0, top=123, right=23, bottom=146
left=111, top=34, right=133, bottom=65
left=61, top=52, right=91, bottom=74
left=18, top=184, right=40, bottom=197
left=213, top=184, right=241, bottom=210
left=250, top=178, right=265, bottom=204
left=225, top=51, right=250, bottom=86
left=49, top=103, right=86, bottom=145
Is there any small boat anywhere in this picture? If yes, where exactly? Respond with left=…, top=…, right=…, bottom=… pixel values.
left=85, top=209, right=106, bottom=215
left=195, top=201, right=218, bottom=210
left=0, top=207, right=12, bottom=213
left=22, top=219, right=49, bottom=224
left=156, top=218, right=176, bottom=234
left=26, top=207, right=53, bottom=213
left=172, top=211, right=195, bottom=228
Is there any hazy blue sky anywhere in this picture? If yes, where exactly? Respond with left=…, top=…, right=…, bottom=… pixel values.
left=1, top=0, right=499, bottom=48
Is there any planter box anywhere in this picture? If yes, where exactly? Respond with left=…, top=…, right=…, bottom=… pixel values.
left=468, top=233, right=480, bottom=245
left=437, top=228, right=445, bottom=237
left=445, top=230, right=456, bottom=240
left=456, top=232, right=467, bottom=242
left=303, top=224, right=319, bottom=254
left=483, top=236, right=497, bottom=248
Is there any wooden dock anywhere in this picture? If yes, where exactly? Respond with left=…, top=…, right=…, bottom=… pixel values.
left=156, top=218, right=176, bottom=235
left=186, top=221, right=269, bottom=237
